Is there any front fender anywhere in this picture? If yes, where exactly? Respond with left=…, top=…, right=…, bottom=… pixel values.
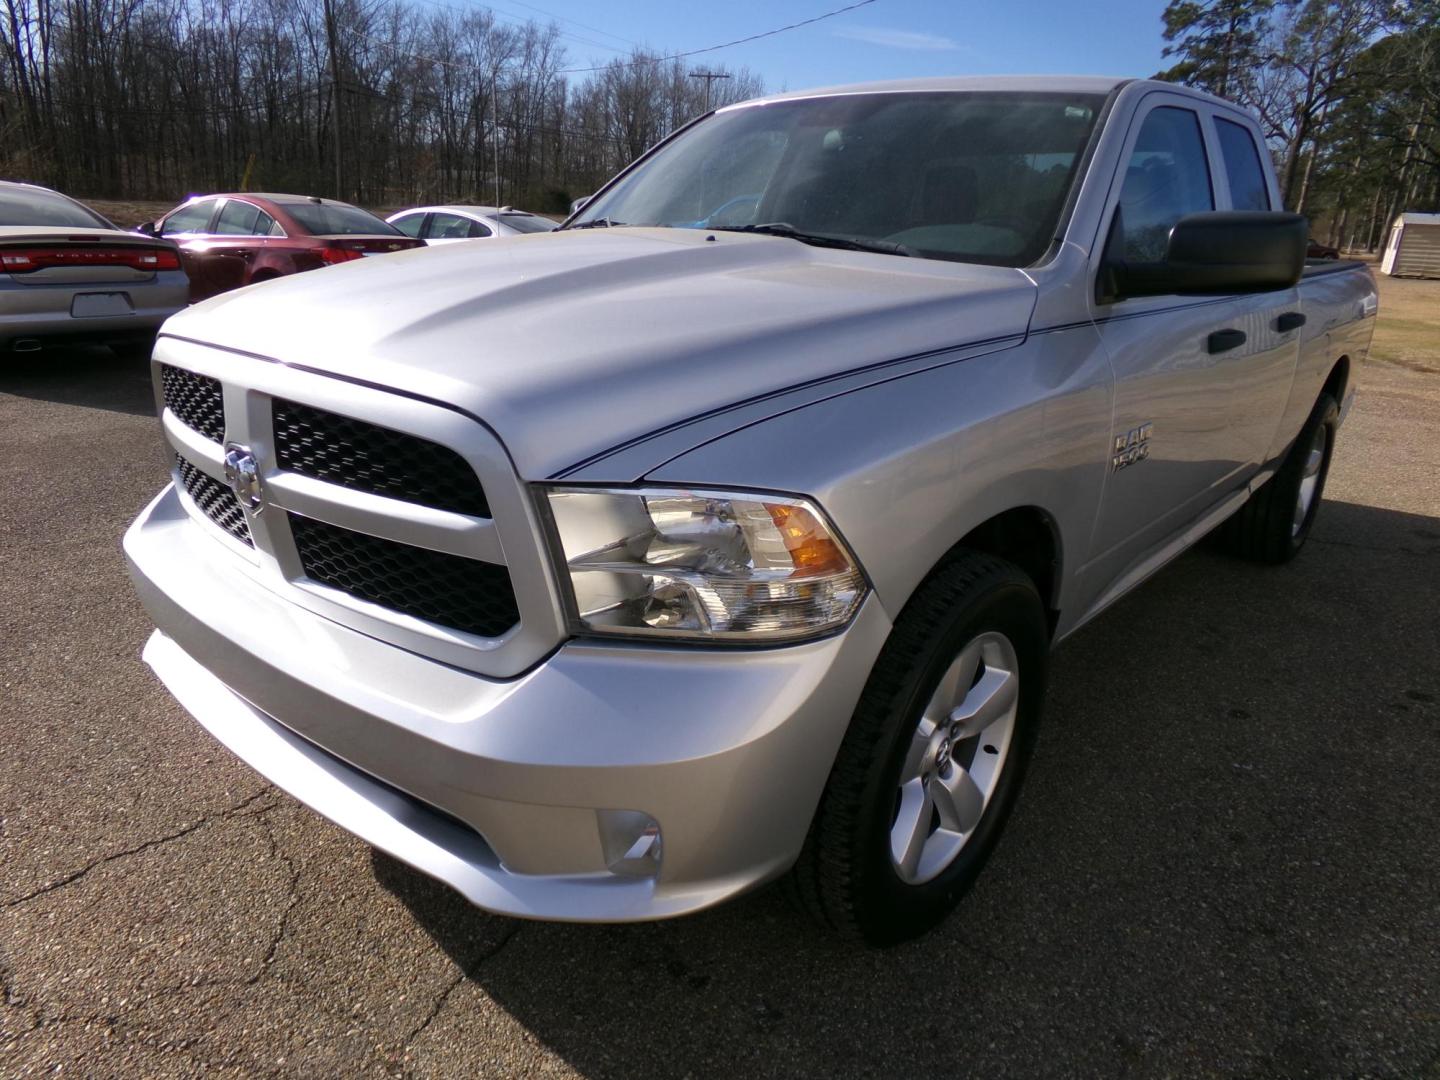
left=645, top=330, right=1113, bottom=632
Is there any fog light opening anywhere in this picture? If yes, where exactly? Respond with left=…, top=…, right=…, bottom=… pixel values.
left=598, top=810, right=663, bottom=878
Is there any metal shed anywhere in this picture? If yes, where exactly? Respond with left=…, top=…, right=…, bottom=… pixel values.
left=1381, top=212, right=1440, bottom=278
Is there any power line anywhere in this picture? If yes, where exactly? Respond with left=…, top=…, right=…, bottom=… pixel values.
left=557, top=0, right=881, bottom=74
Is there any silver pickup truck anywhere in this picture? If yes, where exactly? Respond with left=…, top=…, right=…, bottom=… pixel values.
left=126, top=76, right=1377, bottom=945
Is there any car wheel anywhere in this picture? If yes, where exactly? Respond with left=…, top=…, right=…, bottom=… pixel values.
left=1214, top=391, right=1338, bottom=564
left=786, top=551, right=1049, bottom=946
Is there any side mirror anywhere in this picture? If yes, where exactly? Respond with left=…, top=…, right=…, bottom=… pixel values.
left=1102, top=211, right=1307, bottom=302
left=135, top=221, right=159, bottom=237
left=569, top=196, right=591, bottom=216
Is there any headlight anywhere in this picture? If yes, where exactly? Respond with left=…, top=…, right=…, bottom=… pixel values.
left=541, top=486, right=868, bottom=642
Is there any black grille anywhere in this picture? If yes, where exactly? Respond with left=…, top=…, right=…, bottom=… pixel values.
left=176, top=456, right=251, bottom=547
left=272, top=400, right=489, bottom=517
left=289, top=514, right=518, bottom=637
left=161, top=365, right=224, bottom=442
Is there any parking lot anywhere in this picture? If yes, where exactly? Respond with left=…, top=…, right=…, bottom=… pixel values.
left=2, top=279, right=1438, bottom=1077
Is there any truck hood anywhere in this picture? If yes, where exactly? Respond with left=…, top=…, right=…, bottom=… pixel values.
left=161, top=227, right=1037, bottom=479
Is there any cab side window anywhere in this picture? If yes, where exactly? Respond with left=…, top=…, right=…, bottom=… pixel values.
left=1215, top=118, right=1271, bottom=211
left=1115, top=106, right=1214, bottom=263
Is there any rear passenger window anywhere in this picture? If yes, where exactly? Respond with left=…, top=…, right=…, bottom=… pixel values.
left=468, top=220, right=493, bottom=238
left=1115, top=106, right=1214, bottom=263
left=427, top=213, right=474, bottom=240
left=1215, top=118, right=1271, bottom=211
left=215, top=200, right=261, bottom=235
left=253, top=211, right=277, bottom=236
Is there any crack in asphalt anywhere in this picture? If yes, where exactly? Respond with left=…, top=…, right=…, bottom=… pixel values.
left=2, top=789, right=273, bottom=909
left=398, top=923, right=524, bottom=1055
left=247, top=809, right=303, bottom=986
left=2, top=802, right=307, bottom=1068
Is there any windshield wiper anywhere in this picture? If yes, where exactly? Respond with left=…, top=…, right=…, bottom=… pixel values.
left=564, top=217, right=628, bottom=230
left=709, top=222, right=914, bottom=258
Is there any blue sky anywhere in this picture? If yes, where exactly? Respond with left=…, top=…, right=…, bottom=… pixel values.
left=485, top=0, right=1172, bottom=90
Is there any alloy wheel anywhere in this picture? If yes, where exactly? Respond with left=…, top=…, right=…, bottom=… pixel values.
left=889, top=631, right=1019, bottom=885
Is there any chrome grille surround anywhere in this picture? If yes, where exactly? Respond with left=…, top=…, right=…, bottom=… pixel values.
left=151, top=337, right=568, bottom=679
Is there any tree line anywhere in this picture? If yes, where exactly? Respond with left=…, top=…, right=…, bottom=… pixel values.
left=0, top=0, right=762, bottom=212
left=6, top=0, right=1436, bottom=243
left=1158, top=0, right=1440, bottom=250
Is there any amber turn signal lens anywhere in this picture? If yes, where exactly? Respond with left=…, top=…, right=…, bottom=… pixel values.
left=766, top=503, right=850, bottom=575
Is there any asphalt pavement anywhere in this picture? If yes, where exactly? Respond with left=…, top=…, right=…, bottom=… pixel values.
left=1, top=345, right=1437, bottom=1078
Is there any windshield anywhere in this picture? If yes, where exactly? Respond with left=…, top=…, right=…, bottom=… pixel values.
left=501, top=213, right=557, bottom=234
left=0, top=186, right=114, bottom=229
left=286, top=202, right=402, bottom=236
left=573, top=91, right=1105, bottom=267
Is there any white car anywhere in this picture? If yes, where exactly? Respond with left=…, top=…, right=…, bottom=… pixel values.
left=385, top=205, right=558, bottom=244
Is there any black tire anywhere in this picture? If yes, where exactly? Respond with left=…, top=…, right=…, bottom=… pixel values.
left=785, top=551, right=1049, bottom=946
left=1214, top=392, right=1338, bottom=564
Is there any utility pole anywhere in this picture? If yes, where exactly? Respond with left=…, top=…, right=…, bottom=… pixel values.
left=493, top=69, right=501, bottom=207
left=323, top=0, right=344, bottom=199
left=688, top=70, right=731, bottom=114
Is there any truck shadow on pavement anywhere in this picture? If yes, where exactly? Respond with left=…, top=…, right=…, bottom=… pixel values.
left=372, top=499, right=1440, bottom=1078
left=0, top=346, right=156, bottom=416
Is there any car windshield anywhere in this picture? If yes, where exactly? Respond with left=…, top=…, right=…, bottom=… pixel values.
left=500, top=214, right=557, bottom=234
left=286, top=202, right=401, bottom=236
left=0, top=186, right=114, bottom=229
left=572, top=91, right=1106, bottom=267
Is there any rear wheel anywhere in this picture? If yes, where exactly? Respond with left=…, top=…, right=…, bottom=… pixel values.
left=786, top=551, right=1049, bottom=945
left=1214, top=392, right=1338, bottom=563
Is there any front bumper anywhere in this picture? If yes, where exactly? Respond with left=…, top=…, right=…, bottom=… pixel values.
left=126, top=485, right=892, bottom=921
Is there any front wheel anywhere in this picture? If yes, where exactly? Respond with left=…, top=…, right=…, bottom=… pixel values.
left=786, top=552, right=1049, bottom=946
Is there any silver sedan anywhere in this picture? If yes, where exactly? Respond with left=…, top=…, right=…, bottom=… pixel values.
left=1, top=182, right=190, bottom=359
left=385, top=205, right=558, bottom=245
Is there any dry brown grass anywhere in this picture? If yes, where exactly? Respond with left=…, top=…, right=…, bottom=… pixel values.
left=1370, top=270, right=1440, bottom=375
left=81, top=199, right=177, bottom=228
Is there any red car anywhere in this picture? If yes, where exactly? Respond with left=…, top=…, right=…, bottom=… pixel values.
left=138, top=194, right=423, bottom=302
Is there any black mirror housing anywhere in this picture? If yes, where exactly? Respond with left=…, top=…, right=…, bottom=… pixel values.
left=135, top=221, right=159, bottom=237
left=1104, top=211, right=1308, bottom=302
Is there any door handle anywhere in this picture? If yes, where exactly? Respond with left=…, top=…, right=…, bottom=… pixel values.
left=1207, top=328, right=1247, bottom=354
left=1275, top=311, right=1306, bottom=332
